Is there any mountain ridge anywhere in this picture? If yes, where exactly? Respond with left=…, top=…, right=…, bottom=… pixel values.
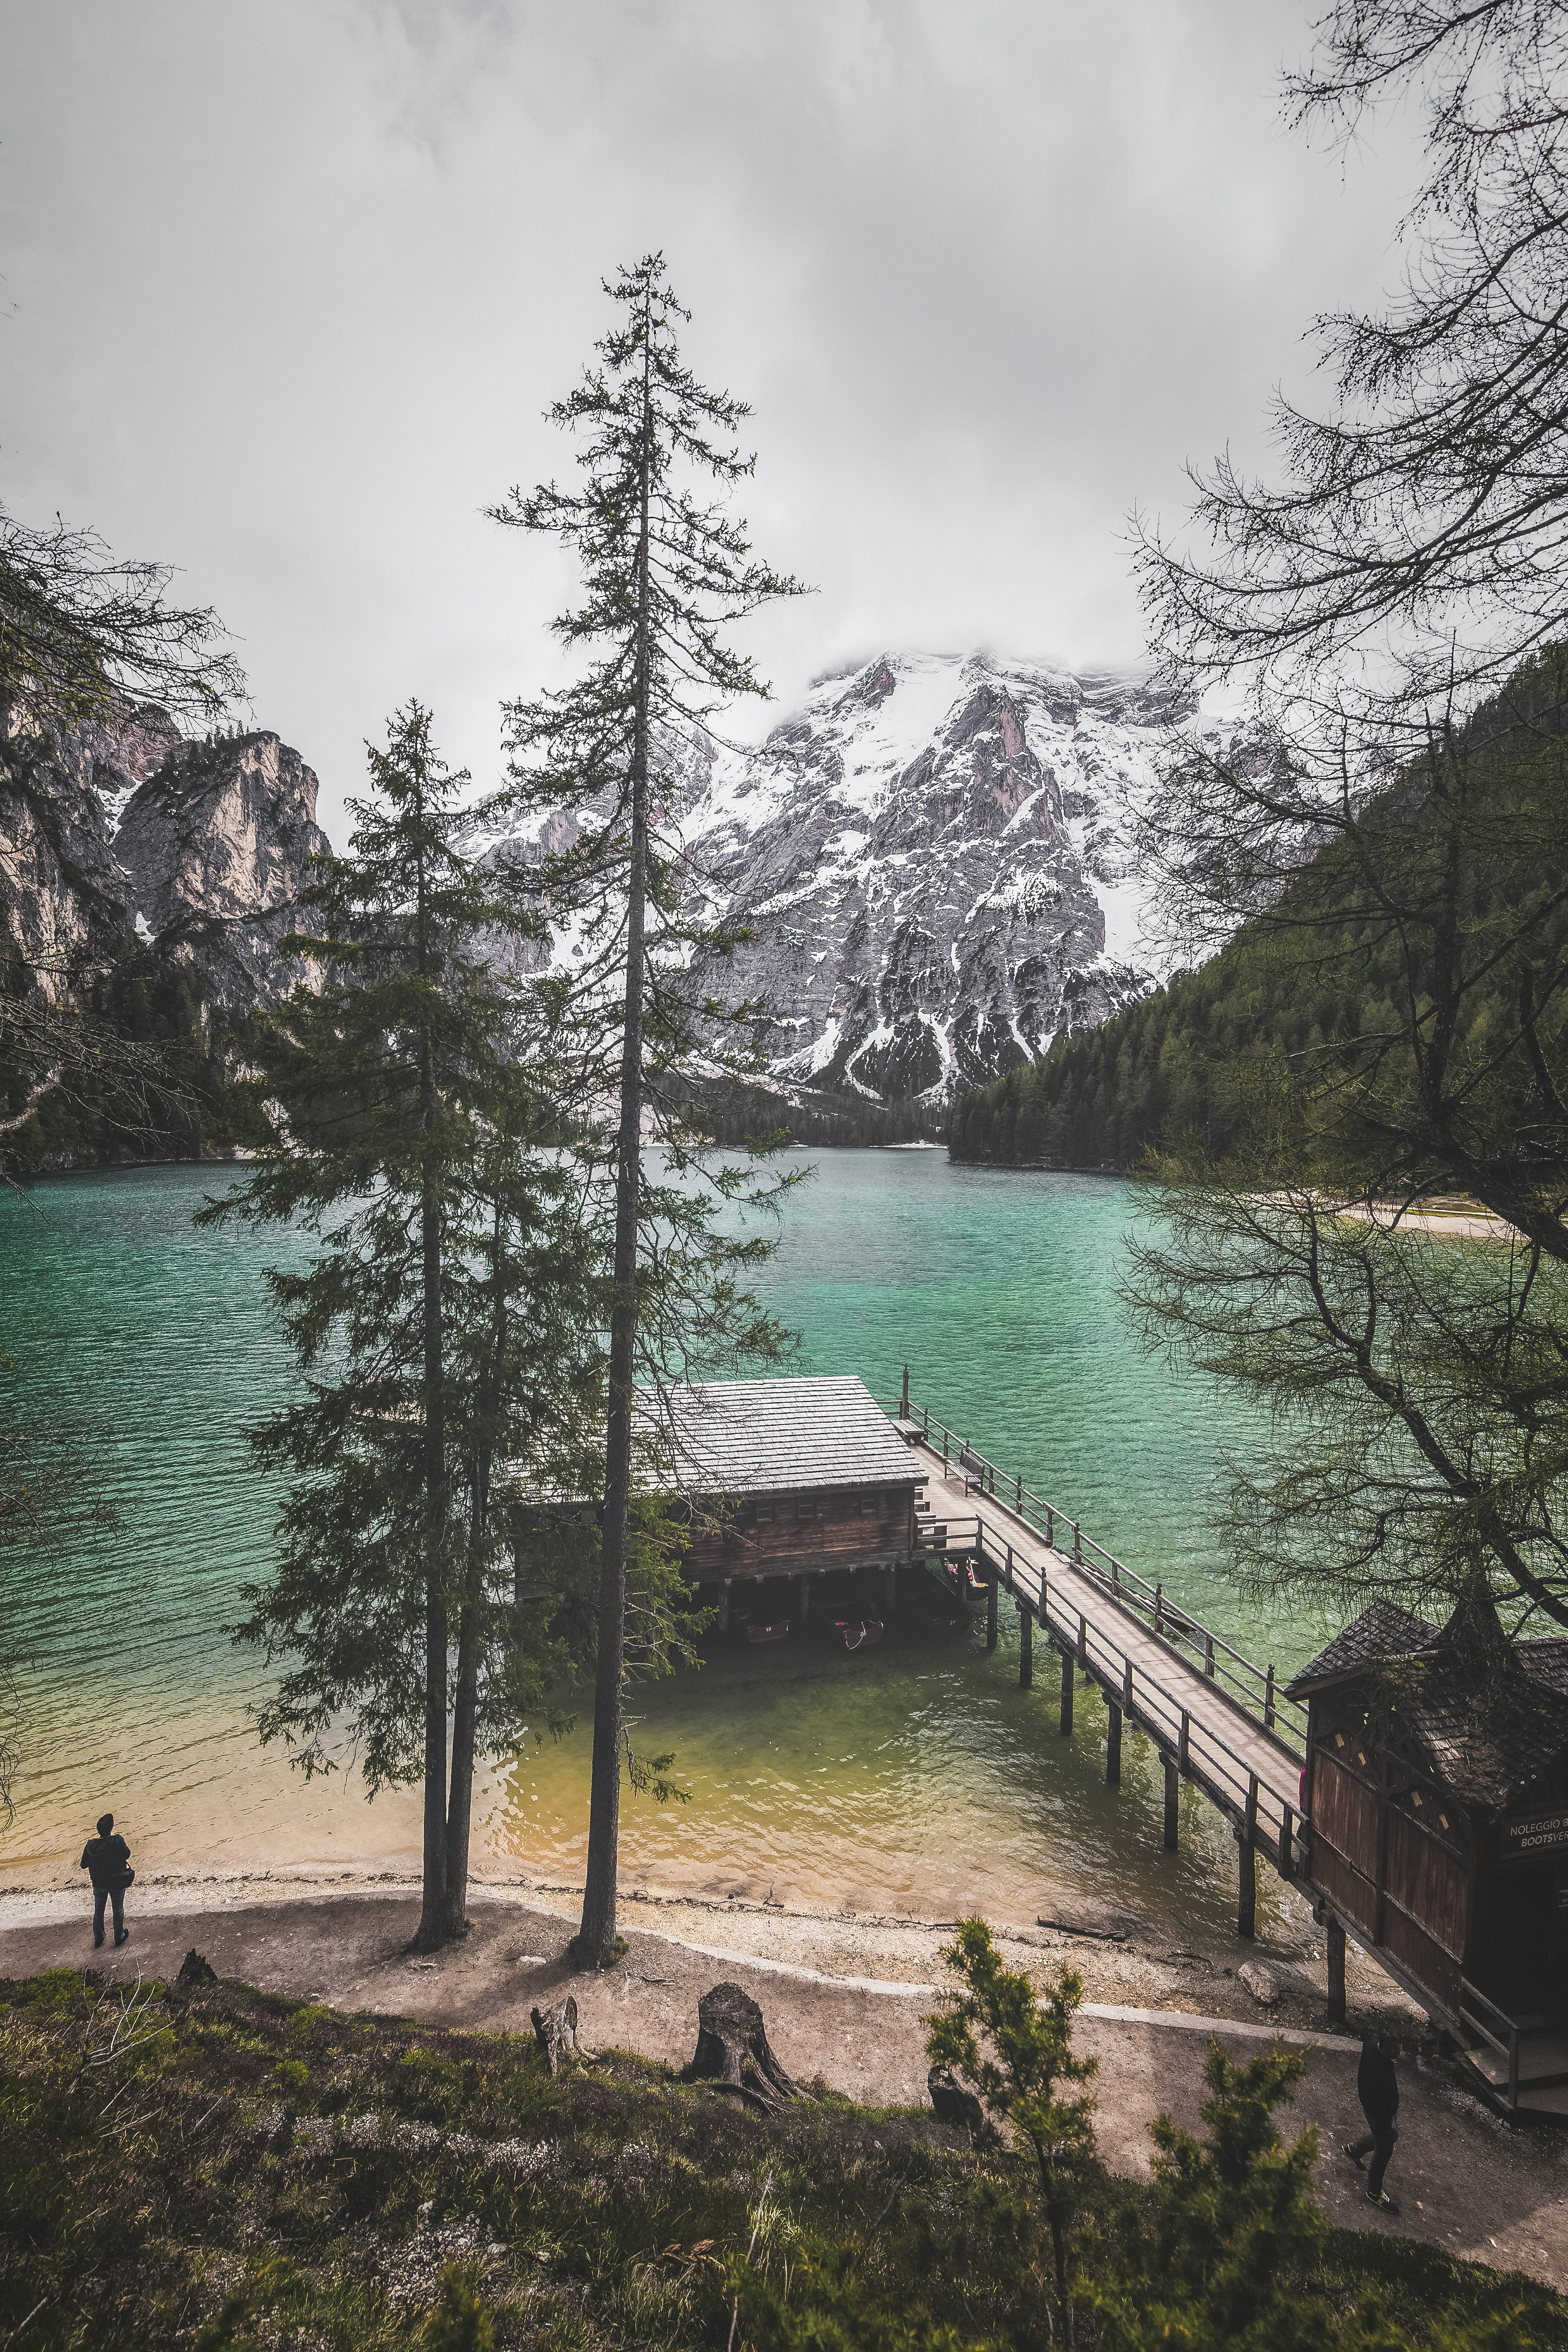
left=680, top=648, right=1176, bottom=1102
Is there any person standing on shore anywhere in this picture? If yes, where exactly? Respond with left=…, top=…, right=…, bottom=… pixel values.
left=1344, top=2028, right=1400, bottom=2212
left=79, top=1812, right=133, bottom=1949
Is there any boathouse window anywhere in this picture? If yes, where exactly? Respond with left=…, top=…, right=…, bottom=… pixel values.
left=859, top=1492, right=879, bottom=1516
left=755, top=1500, right=774, bottom=1525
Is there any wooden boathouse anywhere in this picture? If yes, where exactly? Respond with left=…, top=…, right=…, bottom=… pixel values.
left=1289, top=1601, right=1568, bottom=2117
left=669, top=1375, right=927, bottom=1629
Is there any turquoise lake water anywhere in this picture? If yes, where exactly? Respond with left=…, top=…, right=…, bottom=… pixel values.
left=0, top=1152, right=1320, bottom=1939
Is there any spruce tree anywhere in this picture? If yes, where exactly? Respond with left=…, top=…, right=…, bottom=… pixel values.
left=203, top=704, right=601, bottom=1948
left=490, top=254, right=809, bottom=1968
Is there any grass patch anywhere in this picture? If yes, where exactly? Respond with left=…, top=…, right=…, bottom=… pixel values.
left=0, top=1966, right=1559, bottom=2350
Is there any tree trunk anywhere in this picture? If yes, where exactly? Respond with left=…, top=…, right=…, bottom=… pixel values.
left=412, top=780, right=450, bottom=1955
left=680, top=1981, right=802, bottom=2112
left=578, top=301, right=655, bottom=1972
left=927, top=2064, right=983, bottom=2133
left=443, top=1538, right=483, bottom=1939
left=413, top=1161, right=449, bottom=1950
left=1048, top=2204, right=1073, bottom=2350
left=530, top=1995, right=580, bottom=2073
left=443, top=1217, right=507, bottom=1940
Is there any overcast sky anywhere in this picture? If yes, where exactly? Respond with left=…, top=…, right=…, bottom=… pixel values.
left=1, top=0, right=1420, bottom=837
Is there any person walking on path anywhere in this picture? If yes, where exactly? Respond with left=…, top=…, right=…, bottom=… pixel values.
left=1344, top=2027, right=1400, bottom=2212
left=79, top=1812, right=133, bottom=1949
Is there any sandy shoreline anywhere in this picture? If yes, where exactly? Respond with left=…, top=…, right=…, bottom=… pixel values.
left=0, top=1860, right=1423, bottom=2029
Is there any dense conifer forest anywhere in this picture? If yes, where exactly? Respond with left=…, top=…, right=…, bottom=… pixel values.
left=948, top=658, right=1568, bottom=1174
left=0, top=936, right=241, bottom=1172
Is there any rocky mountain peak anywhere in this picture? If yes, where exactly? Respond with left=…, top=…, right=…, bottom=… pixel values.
left=1, top=702, right=330, bottom=1017
left=115, top=728, right=329, bottom=1008
left=676, top=648, right=1173, bottom=1103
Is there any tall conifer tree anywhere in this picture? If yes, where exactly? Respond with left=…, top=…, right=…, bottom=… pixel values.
left=490, top=254, right=808, bottom=1967
left=205, top=704, right=602, bottom=1948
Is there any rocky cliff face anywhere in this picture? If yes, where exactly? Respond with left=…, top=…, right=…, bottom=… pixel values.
left=681, top=651, right=1171, bottom=1102
left=0, top=699, right=330, bottom=1016
left=115, top=729, right=330, bottom=1010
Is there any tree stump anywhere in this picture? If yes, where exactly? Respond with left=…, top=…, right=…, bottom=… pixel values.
left=680, top=1982, right=802, bottom=2111
left=927, top=2064, right=983, bottom=2134
left=175, top=1949, right=218, bottom=1990
left=530, top=1995, right=580, bottom=2074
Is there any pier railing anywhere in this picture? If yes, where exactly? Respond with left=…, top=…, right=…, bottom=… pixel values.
left=900, top=1390, right=1308, bottom=1759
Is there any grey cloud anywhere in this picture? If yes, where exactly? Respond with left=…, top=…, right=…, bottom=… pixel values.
left=0, top=0, right=1419, bottom=837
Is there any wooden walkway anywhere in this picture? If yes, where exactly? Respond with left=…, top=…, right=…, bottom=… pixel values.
left=899, top=1406, right=1307, bottom=1937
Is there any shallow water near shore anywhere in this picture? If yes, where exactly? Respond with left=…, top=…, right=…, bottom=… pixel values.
left=1, top=1153, right=1322, bottom=1942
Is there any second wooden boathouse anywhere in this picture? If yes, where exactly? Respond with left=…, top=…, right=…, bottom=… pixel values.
left=1289, top=1599, right=1568, bottom=2116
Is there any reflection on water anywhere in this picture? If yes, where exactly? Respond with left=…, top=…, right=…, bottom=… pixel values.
left=1, top=1155, right=1314, bottom=1939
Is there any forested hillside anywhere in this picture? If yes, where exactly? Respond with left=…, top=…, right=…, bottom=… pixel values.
left=946, top=937, right=1303, bottom=1168
left=949, top=655, right=1568, bottom=1171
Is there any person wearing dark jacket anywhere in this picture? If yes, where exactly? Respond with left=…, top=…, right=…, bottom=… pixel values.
left=79, top=1812, right=132, bottom=1948
left=1344, top=2028, right=1400, bottom=2211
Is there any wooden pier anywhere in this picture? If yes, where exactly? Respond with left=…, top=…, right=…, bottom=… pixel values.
left=895, top=1383, right=1309, bottom=1955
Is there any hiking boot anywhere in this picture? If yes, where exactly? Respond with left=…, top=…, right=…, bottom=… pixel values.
left=114, top=1930, right=129, bottom=1947
left=1343, top=2144, right=1365, bottom=2169
left=1365, top=2190, right=1399, bottom=2214
left=93, top=1934, right=105, bottom=1949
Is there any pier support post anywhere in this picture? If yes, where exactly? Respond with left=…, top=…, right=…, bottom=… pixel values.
left=718, top=1579, right=731, bottom=1635
left=1278, top=1804, right=1295, bottom=1880
left=1059, top=1643, right=1074, bottom=1737
left=1326, top=1917, right=1346, bottom=2024
left=1019, top=1605, right=1033, bottom=1690
left=986, top=1572, right=998, bottom=1652
left=797, top=1574, right=809, bottom=1623
left=1238, top=1773, right=1258, bottom=1937
left=1162, top=1753, right=1179, bottom=1852
left=885, top=1566, right=896, bottom=1612
left=1106, top=1700, right=1122, bottom=1786
left=1237, top=1833, right=1256, bottom=1939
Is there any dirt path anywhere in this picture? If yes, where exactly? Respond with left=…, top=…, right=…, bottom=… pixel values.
left=5, top=1891, right=1564, bottom=2294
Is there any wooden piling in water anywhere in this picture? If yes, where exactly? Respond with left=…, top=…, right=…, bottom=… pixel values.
left=1163, top=1753, right=1179, bottom=1851
left=986, top=1570, right=998, bottom=1652
left=718, top=1579, right=731, bottom=1635
left=1019, top=1604, right=1033, bottom=1689
left=1059, top=1643, right=1074, bottom=1736
left=1106, top=1700, right=1122, bottom=1786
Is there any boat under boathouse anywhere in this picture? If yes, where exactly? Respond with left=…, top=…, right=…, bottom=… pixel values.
left=663, top=1375, right=928, bottom=1627
left=1289, top=1600, right=1568, bottom=2117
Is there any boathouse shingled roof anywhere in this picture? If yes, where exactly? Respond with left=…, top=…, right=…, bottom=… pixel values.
left=1286, top=1601, right=1441, bottom=1697
left=659, top=1375, right=919, bottom=1497
left=1288, top=1599, right=1568, bottom=1811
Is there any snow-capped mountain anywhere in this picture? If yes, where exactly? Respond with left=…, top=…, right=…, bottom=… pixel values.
left=680, top=650, right=1173, bottom=1103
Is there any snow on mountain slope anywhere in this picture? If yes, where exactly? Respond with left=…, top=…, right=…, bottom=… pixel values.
left=682, top=650, right=1173, bottom=1103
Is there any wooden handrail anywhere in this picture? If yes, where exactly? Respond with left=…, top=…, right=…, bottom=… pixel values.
left=930, top=1515, right=1302, bottom=1825
left=902, top=1389, right=1309, bottom=1758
